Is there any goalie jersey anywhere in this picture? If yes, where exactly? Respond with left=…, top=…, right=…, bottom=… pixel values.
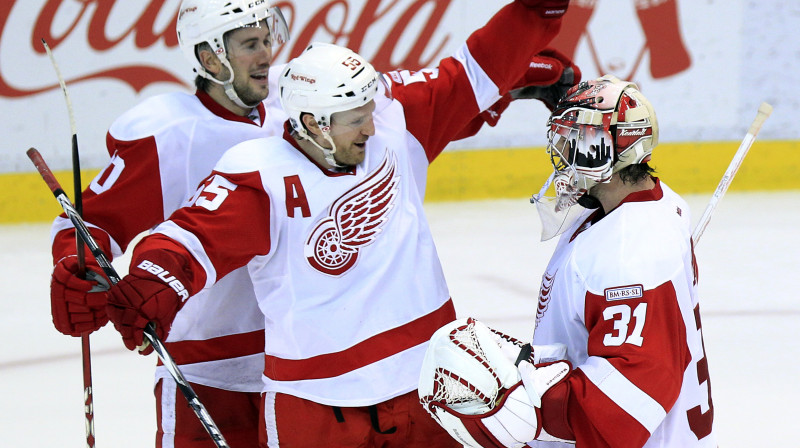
left=531, top=180, right=717, bottom=447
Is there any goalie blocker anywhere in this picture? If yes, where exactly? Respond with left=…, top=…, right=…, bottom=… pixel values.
left=418, top=318, right=574, bottom=447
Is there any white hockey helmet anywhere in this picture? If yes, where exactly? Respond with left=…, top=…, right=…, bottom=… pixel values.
left=176, top=0, right=289, bottom=107
left=279, top=42, right=382, bottom=166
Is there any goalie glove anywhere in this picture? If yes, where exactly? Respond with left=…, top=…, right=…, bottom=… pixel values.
left=419, top=318, right=573, bottom=447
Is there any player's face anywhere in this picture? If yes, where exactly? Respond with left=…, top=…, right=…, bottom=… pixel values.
left=329, top=101, right=377, bottom=166
left=225, top=21, right=274, bottom=105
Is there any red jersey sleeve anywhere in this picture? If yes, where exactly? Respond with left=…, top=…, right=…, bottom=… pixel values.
left=132, top=170, right=272, bottom=293
left=389, top=1, right=563, bottom=162
left=542, top=281, right=691, bottom=447
left=52, top=132, right=165, bottom=262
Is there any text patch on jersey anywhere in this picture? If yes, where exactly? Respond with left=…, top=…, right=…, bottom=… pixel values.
left=604, top=285, right=643, bottom=302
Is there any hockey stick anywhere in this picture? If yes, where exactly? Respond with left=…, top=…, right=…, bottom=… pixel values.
left=41, top=38, right=96, bottom=448
left=27, top=148, right=231, bottom=448
left=692, top=102, right=773, bottom=245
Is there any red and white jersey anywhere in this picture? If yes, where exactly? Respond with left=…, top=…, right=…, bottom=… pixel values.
left=134, top=1, right=565, bottom=405
left=158, top=111, right=455, bottom=406
left=531, top=179, right=716, bottom=447
left=50, top=66, right=287, bottom=392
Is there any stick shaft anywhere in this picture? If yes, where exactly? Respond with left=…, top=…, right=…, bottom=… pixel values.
left=692, top=102, right=773, bottom=245
left=42, top=38, right=95, bottom=447
left=27, top=147, right=230, bottom=448
left=42, top=40, right=85, bottom=263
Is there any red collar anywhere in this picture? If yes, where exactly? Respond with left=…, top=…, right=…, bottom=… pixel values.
left=195, top=90, right=266, bottom=126
left=620, top=177, right=664, bottom=204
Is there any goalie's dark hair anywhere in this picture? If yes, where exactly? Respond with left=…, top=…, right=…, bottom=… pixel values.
left=618, top=162, right=655, bottom=184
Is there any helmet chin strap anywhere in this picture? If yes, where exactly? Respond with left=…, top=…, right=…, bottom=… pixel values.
left=204, top=58, right=257, bottom=110
left=305, top=130, right=345, bottom=169
left=223, top=81, right=253, bottom=109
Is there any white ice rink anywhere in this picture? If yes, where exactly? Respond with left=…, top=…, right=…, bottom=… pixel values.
left=2, top=191, right=798, bottom=447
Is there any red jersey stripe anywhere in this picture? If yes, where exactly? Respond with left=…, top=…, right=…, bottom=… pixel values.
left=264, top=299, right=456, bottom=381
left=157, top=329, right=265, bottom=366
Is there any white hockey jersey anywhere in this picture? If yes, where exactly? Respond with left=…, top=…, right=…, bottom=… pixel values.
left=130, top=1, right=566, bottom=405
left=51, top=66, right=287, bottom=391
left=158, top=108, right=455, bottom=406
left=531, top=180, right=716, bottom=447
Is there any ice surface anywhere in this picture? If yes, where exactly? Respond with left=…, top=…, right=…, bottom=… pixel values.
left=1, top=191, right=798, bottom=446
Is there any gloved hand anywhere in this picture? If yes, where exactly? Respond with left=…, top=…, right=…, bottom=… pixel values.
left=510, top=48, right=582, bottom=110
left=51, top=255, right=111, bottom=336
left=476, top=49, right=581, bottom=131
left=426, top=355, right=572, bottom=447
left=493, top=333, right=568, bottom=367
left=517, top=360, right=574, bottom=443
left=519, top=0, right=570, bottom=18
left=106, top=253, right=191, bottom=355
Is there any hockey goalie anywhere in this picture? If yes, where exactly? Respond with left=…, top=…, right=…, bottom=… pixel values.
left=418, top=318, right=573, bottom=447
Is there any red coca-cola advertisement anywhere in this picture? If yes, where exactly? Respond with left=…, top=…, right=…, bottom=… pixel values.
left=9, top=0, right=779, bottom=174
left=0, top=0, right=479, bottom=97
left=0, top=0, right=693, bottom=99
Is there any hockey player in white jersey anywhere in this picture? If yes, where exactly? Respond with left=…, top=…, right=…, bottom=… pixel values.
left=46, top=7, right=578, bottom=448
left=421, top=75, right=717, bottom=448
left=98, top=1, right=572, bottom=446
left=528, top=76, right=715, bottom=447
left=48, top=1, right=290, bottom=446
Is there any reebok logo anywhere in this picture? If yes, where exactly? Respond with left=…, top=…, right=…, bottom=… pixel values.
left=530, top=62, right=553, bottom=70
left=137, top=260, right=190, bottom=301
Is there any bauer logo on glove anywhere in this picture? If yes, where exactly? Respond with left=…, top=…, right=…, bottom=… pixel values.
left=136, top=259, right=190, bottom=301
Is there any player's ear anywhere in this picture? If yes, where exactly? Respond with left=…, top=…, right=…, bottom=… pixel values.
left=198, top=48, right=223, bottom=77
left=301, top=113, right=321, bottom=137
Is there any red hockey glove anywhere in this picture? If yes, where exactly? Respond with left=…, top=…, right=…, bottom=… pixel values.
left=106, top=251, right=192, bottom=355
left=51, top=255, right=111, bottom=336
left=510, top=48, right=582, bottom=111
left=519, top=0, right=570, bottom=18
left=473, top=49, right=581, bottom=131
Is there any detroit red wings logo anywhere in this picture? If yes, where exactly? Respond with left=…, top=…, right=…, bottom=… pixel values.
left=536, top=270, right=556, bottom=329
left=304, top=152, right=400, bottom=276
